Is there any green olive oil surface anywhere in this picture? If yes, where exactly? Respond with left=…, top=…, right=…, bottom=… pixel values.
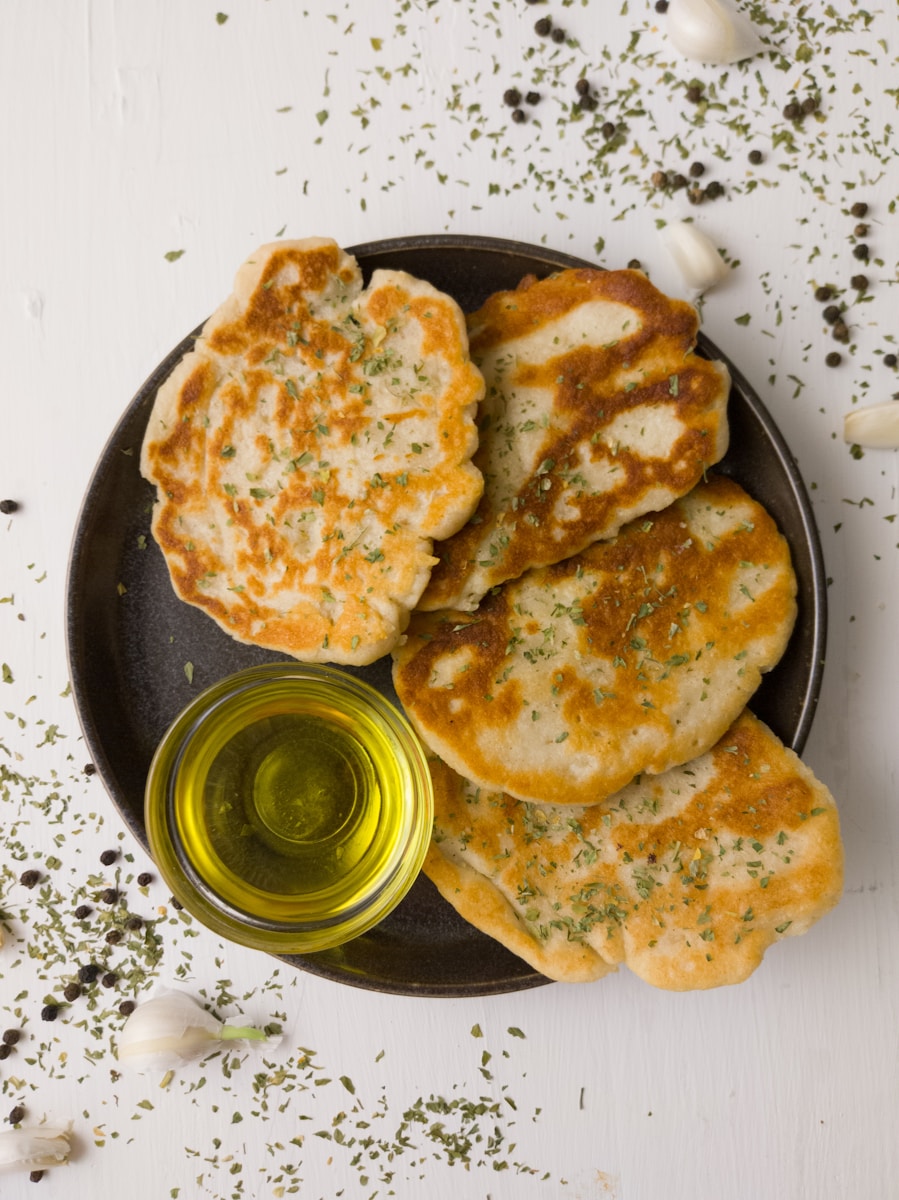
left=170, top=684, right=414, bottom=924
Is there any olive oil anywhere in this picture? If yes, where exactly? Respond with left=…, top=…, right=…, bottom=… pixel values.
left=146, top=665, right=433, bottom=952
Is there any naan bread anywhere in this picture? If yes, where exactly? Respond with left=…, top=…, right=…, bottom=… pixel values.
left=393, top=476, right=797, bottom=805
left=141, top=239, right=484, bottom=665
left=425, top=710, right=843, bottom=989
left=419, top=268, right=730, bottom=611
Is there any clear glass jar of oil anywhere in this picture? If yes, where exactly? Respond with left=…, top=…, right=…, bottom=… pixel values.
left=145, top=664, right=433, bottom=953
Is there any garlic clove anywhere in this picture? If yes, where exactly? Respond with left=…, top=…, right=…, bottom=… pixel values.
left=666, top=0, right=764, bottom=65
left=117, top=988, right=267, bottom=1073
left=659, top=220, right=730, bottom=294
left=843, top=402, right=899, bottom=449
left=0, top=1126, right=71, bottom=1173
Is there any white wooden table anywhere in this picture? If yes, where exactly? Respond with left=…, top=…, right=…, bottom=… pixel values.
left=2, top=3, right=897, bottom=1197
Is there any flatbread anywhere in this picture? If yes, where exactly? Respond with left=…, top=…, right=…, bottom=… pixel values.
left=419, top=267, right=730, bottom=611
left=393, top=475, right=797, bottom=805
left=425, top=710, right=843, bottom=989
left=141, top=239, right=484, bottom=665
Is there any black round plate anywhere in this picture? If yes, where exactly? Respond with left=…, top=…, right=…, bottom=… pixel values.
left=65, top=235, right=827, bottom=997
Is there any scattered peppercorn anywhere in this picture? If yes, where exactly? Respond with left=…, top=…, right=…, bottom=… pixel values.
left=78, top=964, right=100, bottom=984
left=101, top=972, right=118, bottom=989
left=137, top=872, right=153, bottom=887
left=99, top=849, right=118, bottom=866
left=1, top=1030, right=21, bottom=1046
left=852, top=243, right=869, bottom=261
left=105, top=929, right=123, bottom=945
left=687, top=187, right=705, bottom=206
left=8, top=1105, right=25, bottom=1124
left=0, top=499, right=19, bottom=515
left=63, top=983, right=81, bottom=1003
left=655, top=0, right=669, bottom=10
left=627, top=259, right=641, bottom=269
left=685, top=84, right=703, bottom=103
left=100, top=887, right=118, bottom=905
left=832, top=321, right=850, bottom=342
left=118, top=1000, right=136, bottom=1017
left=814, top=285, right=833, bottom=302
left=748, top=149, right=764, bottom=164
left=170, top=896, right=184, bottom=911
left=689, top=161, right=705, bottom=178
left=783, top=101, right=801, bottom=120
left=19, top=869, right=40, bottom=889
left=503, top=87, right=521, bottom=108
left=83, top=763, right=96, bottom=776
left=534, top=16, right=551, bottom=35
left=577, top=94, right=598, bottom=111
left=511, top=107, right=526, bottom=123
left=854, top=223, right=869, bottom=237
left=850, top=274, right=869, bottom=290
left=822, top=305, right=841, bottom=325
left=125, top=916, right=143, bottom=931
left=670, top=173, right=688, bottom=191
left=40, top=1005, right=58, bottom=1022
left=551, top=26, right=566, bottom=42
left=601, top=121, right=616, bottom=139
left=524, top=0, right=541, bottom=5
left=525, top=91, right=540, bottom=105
left=651, top=170, right=667, bottom=188
left=30, top=1171, right=44, bottom=1183
left=704, top=181, right=724, bottom=199
left=575, top=77, right=591, bottom=97
left=884, top=353, right=898, bottom=368
left=825, top=351, right=842, bottom=367
left=850, top=201, right=868, bottom=218
left=801, top=96, right=819, bottom=115
left=74, top=904, right=92, bottom=920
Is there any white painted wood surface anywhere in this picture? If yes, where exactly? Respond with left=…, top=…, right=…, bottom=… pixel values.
left=2, top=3, right=897, bottom=1197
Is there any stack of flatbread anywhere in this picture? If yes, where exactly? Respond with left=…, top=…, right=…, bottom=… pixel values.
left=142, top=242, right=843, bottom=989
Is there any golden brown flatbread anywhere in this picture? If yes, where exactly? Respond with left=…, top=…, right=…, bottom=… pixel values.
left=394, top=475, right=797, bottom=806
left=419, top=267, right=730, bottom=611
left=141, top=239, right=484, bottom=665
left=425, top=710, right=843, bottom=989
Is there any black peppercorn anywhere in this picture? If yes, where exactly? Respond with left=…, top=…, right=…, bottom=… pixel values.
left=854, top=223, right=869, bottom=238
left=83, top=763, right=96, bottom=776
left=575, top=77, right=591, bottom=96
left=825, top=352, right=842, bottom=367
left=125, top=916, right=143, bottom=931
left=534, top=16, right=551, bottom=35
left=524, top=0, right=541, bottom=5
left=783, top=101, right=801, bottom=120
left=670, top=173, right=688, bottom=190
left=655, top=0, right=669, bottom=10
left=822, top=305, right=841, bottom=325
left=8, top=1105, right=25, bottom=1124
left=74, top=904, right=92, bottom=920
left=100, top=887, right=118, bottom=905
left=704, top=181, right=724, bottom=199
left=99, top=849, right=118, bottom=866
left=801, top=96, right=819, bottom=115
left=685, top=85, right=703, bottom=103
left=884, top=353, right=898, bottom=368
left=850, top=274, right=869, bottom=290
left=853, top=243, right=869, bottom=261
left=63, top=983, right=81, bottom=1003
left=118, top=1000, right=136, bottom=1017
left=137, top=872, right=153, bottom=887
left=577, top=94, right=598, bottom=111
left=651, top=170, right=667, bottom=188
left=2, top=1029, right=21, bottom=1046
left=78, top=963, right=100, bottom=984
left=19, top=869, right=40, bottom=889
left=30, top=1172, right=44, bottom=1183
left=832, top=321, right=850, bottom=342
left=687, top=187, right=705, bottom=205
left=511, top=108, right=526, bottom=123
left=503, top=87, right=521, bottom=108
left=0, top=499, right=19, bottom=515
left=627, top=259, right=641, bottom=269
left=850, top=201, right=868, bottom=218
left=814, top=285, right=833, bottom=302
left=105, top=929, right=123, bottom=945
left=0, top=1046, right=10, bottom=1060
left=748, top=149, right=764, bottom=165
left=525, top=91, right=540, bottom=105
left=689, top=161, right=705, bottom=178
left=40, top=1005, right=58, bottom=1022
left=101, top=972, right=118, bottom=988
left=551, top=26, right=566, bottom=42
left=601, top=121, right=616, bottom=139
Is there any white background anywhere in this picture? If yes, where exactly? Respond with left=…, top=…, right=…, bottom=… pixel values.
left=1, top=2, right=897, bottom=1197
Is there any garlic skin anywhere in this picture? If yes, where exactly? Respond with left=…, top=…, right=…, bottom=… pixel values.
left=659, top=220, right=730, bottom=294
left=117, top=989, right=267, bottom=1073
left=0, top=1126, right=71, bottom=1173
left=843, top=402, right=899, bottom=449
left=667, top=0, right=764, bottom=65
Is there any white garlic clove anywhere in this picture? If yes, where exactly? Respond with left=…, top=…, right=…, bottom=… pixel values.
left=117, top=988, right=267, bottom=1073
left=843, top=402, right=899, bottom=449
left=666, top=0, right=764, bottom=65
left=0, top=1127, right=71, bottom=1173
left=659, top=220, right=730, bottom=294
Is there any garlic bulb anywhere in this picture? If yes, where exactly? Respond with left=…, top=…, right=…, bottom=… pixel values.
left=843, top=402, right=899, bottom=449
left=117, top=989, right=267, bottom=1073
left=666, top=0, right=764, bottom=65
left=659, top=220, right=730, bottom=294
left=0, top=1126, right=71, bottom=1173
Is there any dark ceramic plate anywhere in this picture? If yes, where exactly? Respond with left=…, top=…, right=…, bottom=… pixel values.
left=66, top=235, right=827, bottom=997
